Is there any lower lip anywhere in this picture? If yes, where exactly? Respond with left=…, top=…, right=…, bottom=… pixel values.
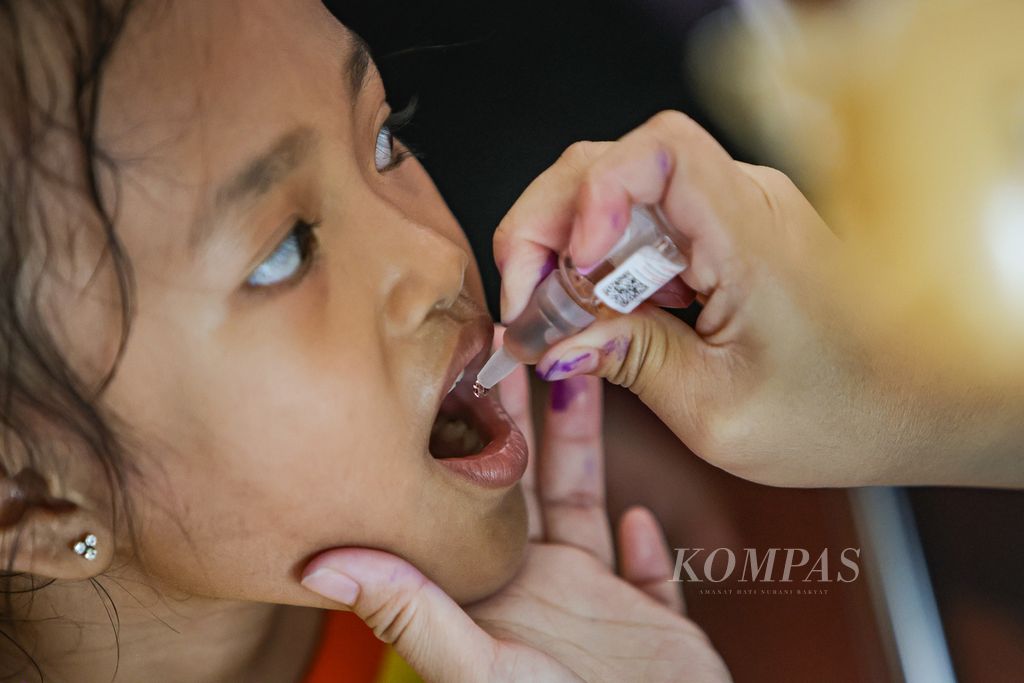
left=432, top=391, right=528, bottom=489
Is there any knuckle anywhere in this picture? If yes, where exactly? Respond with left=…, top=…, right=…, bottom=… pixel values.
left=647, top=109, right=697, bottom=137
left=363, top=578, right=427, bottom=645
left=559, top=139, right=601, bottom=170
left=741, top=164, right=793, bottom=230
left=492, top=220, right=512, bottom=250
left=493, top=209, right=528, bottom=251
left=601, top=319, right=666, bottom=395
left=758, top=165, right=799, bottom=198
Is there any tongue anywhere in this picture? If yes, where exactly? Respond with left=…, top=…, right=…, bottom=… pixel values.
left=430, top=415, right=485, bottom=458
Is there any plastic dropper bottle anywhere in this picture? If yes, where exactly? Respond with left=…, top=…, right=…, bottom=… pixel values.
left=474, top=204, right=688, bottom=397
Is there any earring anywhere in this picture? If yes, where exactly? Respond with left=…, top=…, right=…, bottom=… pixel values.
left=73, top=533, right=98, bottom=561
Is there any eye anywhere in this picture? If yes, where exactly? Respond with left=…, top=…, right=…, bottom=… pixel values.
left=374, top=99, right=418, bottom=173
left=374, top=124, right=397, bottom=171
left=246, top=219, right=320, bottom=289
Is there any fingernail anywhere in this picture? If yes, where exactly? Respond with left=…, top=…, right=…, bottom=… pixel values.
left=537, top=350, right=598, bottom=381
left=570, top=215, right=598, bottom=276
left=302, top=568, right=360, bottom=606
left=656, top=291, right=691, bottom=308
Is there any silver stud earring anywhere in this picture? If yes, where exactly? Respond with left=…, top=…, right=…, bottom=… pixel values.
left=73, top=533, right=98, bottom=561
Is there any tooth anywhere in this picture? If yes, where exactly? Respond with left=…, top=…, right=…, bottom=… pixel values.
left=447, top=369, right=466, bottom=395
left=441, top=420, right=467, bottom=444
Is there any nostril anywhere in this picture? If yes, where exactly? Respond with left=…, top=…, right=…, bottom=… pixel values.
left=434, top=262, right=466, bottom=311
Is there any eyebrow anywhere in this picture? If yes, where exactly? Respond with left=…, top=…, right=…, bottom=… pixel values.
left=188, top=33, right=375, bottom=253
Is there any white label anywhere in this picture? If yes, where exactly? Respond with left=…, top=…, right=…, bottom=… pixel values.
left=593, top=245, right=687, bottom=313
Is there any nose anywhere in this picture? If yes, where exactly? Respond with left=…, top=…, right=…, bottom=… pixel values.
left=381, top=218, right=468, bottom=337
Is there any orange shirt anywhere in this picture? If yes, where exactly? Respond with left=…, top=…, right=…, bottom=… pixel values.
left=301, top=610, right=423, bottom=683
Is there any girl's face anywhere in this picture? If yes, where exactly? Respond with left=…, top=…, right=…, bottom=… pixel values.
left=82, top=0, right=528, bottom=604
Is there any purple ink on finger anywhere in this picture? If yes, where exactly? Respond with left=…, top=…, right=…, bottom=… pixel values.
left=600, top=336, right=630, bottom=361
left=657, top=149, right=672, bottom=176
left=612, top=210, right=627, bottom=231
left=538, top=251, right=558, bottom=281
left=550, top=376, right=588, bottom=411
left=539, top=352, right=594, bottom=381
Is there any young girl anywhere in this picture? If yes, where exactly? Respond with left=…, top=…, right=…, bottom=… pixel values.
left=1, top=0, right=729, bottom=680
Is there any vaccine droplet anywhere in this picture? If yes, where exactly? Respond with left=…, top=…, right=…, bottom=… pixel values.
left=472, top=381, right=490, bottom=398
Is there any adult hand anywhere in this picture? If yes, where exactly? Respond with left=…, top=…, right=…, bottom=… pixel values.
left=300, top=329, right=731, bottom=682
left=493, top=110, right=1008, bottom=488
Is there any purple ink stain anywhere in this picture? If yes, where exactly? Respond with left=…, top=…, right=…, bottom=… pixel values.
left=550, top=376, right=587, bottom=411
left=600, top=337, right=630, bottom=361
left=612, top=210, right=627, bottom=231
left=539, top=352, right=592, bottom=380
left=657, top=149, right=672, bottom=176
left=538, top=251, right=558, bottom=281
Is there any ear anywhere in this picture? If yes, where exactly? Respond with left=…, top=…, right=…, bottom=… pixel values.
left=1, top=468, right=113, bottom=580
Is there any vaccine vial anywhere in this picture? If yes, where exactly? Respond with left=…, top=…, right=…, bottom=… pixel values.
left=474, top=204, right=688, bottom=396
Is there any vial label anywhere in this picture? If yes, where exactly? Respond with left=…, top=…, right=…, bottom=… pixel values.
left=593, top=245, right=686, bottom=313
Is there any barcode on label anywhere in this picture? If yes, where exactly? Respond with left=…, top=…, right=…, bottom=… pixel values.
left=602, top=272, right=649, bottom=310
left=594, top=245, right=686, bottom=313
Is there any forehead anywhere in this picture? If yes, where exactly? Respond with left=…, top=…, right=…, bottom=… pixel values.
left=96, top=0, right=354, bottom=257
left=103, top=0, right=348, bottom=142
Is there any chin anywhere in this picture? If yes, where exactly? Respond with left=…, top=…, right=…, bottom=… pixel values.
left=433, top=486, right=529, bottom=605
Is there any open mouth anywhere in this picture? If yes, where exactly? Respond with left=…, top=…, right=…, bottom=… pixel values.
left=429, top=371, right=488, bottom=458
left=425, top=321, right=528, bottom=488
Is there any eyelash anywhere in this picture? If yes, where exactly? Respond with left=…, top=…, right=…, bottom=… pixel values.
left=245, top=100, right=420, bottom=293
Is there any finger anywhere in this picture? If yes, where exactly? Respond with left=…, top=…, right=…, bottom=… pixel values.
left=648, top=278, right=697, bottom=309
left=617, top=506, right=686, bottom=614
left=493, top=327, right=542, bottom=540
left=534, top=306, right=720, bottom=459
left=571, top=111, right=750, bottom=298
left=301, top=548, right=495, bottom=683
left=493, top=140, right=612, bottom=323
left=538, top=374, right=614, bottom=567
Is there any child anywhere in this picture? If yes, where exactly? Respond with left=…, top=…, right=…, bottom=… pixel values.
left=0, top=1, right=729, bottom=681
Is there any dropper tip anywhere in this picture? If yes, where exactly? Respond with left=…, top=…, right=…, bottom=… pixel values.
left=473, top=346, right=519, bottom=398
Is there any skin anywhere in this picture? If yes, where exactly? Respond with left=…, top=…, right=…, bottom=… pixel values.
left=299, top=340, right=731, bottom=682
left=494, top=112, right=1024, bottom=489
left=7, top=1, right=529, bottom=679
left=4, top=3, right=731, bottom=681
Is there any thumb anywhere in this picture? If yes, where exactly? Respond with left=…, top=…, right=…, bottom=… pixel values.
left=534, top=305, right=709, bottom=439
left=301, top=548, right=496, bottom=683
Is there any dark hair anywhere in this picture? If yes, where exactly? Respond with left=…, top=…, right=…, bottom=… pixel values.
left=1, top=1, right=141, bottom=680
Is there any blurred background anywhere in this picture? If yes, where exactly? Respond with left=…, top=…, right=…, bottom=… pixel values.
left=327, top=1, right=1024, bottom=680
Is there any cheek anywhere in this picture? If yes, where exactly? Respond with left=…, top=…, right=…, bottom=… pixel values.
left=119, top=344, right=431, bottom=600
left=111, top=286, right=421, bottom=557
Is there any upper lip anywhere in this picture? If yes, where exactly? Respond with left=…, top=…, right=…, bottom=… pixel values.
left=437, top=315, right=493, bottom=408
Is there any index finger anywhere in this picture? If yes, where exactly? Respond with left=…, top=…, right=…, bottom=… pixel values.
left=538, top=374, right=613, bottom=568
left=493, top=140, right=611, bottom=323
left=570, top=111, right=750, bottom=295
